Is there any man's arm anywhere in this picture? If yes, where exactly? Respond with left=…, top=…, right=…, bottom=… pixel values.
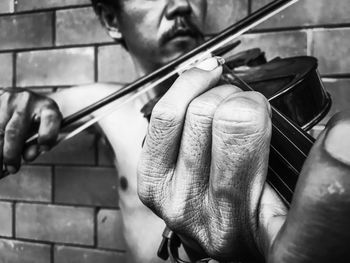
left=49, top=83, right=121, bottom=120
left=0, top=83, right=121, bottom=173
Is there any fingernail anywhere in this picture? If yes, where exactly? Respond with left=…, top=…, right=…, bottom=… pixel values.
left=324, top=121, right=350, bottom=165
left=196, top=56, right=225, bottom=71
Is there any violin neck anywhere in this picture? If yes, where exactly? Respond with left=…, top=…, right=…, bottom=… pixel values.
left=268, top=107, right=315, bottom=206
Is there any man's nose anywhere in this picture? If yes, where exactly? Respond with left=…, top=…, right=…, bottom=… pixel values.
left=165, top=0, right=192, bottom=19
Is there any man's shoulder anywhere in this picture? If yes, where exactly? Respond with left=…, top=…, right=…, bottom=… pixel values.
left=55, top=82, right=126, bottom=98
left=59, top=82, right=126, bottom=103
left=51, top=82, right=127, bottom=117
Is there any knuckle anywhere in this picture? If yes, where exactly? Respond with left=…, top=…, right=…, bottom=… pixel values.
left=212, top=93, right=272, bottom=167
left=177, top=68, right=208, bottom=89
left=151, top=100, right=182, bottom=129
left=5, top=126, right=19, bottom=140
left=214, top=92, right=270, bottom=136
left=187, top=97, right=217, bottom=124
left=217, top=84, right=242, bottom=93
left=180, top=67, right=202, bottom=79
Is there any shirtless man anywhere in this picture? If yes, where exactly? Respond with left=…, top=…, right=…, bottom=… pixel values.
left=0, top=0, right=349, bottom=262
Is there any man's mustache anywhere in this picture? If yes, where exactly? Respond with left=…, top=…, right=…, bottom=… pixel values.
left=160, top=17, right=204, bottom=45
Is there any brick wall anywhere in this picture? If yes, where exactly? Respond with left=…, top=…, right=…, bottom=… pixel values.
left=0, top=0, right=349, bottom=262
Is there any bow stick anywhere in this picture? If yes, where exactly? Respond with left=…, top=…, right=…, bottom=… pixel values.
left=2, top=0, right=300, bottom=177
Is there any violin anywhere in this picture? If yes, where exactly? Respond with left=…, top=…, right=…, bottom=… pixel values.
left=157, top=54, right=331, bottom=262
left=2, top=0, right=329, bottom=208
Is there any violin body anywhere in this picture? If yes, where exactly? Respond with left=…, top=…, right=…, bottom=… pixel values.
left=236, top=56, right=331, bottom=130
left=221, top=54, right=331, bottom=205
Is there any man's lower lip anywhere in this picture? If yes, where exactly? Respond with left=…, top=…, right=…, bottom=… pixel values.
left=169, top=35, right=195, bottom=42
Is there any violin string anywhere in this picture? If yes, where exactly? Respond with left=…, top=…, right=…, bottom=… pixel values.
left=271, top=117, right=308, bottom=161
left=268, top=166, right=293, bottom=206
left=268, top=110, right=315, bottom=204
left=272, top=107, right=314, bottom=154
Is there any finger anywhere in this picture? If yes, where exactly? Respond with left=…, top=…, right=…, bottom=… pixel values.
left=37, top=104, right=62, bottom=149
left=138, top=57, right=223, bottom=185
left=3, top=111, right=31, bottom=173
left=268, top=110, right=350, bottom=263
left=0, top=120, right=7, bottom=177
left=0, top=128, right=4, bottom=178
left=209, top=91, right=272, bottom=257
left=0, top=93, right=12, bottom=177
left=23, top=103, right=62, bottom=161
left=174, top=84, right=241, bottom=195
left=22, top=144, right=39, bottom=162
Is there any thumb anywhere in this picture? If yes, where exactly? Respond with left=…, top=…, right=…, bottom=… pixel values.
left=267, top=111, right=350, bottom=263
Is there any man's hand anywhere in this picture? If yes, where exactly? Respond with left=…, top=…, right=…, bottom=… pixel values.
left=138, top=56, right=350, bottom=262
left=263, top=111, right=350, bottom=262
left=0, top=88, right=62, bottom=175
left=138, top=57, right=273, bottom=260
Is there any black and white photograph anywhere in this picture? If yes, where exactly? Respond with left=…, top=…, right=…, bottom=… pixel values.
left=0, top=0, right=349, bottom=262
